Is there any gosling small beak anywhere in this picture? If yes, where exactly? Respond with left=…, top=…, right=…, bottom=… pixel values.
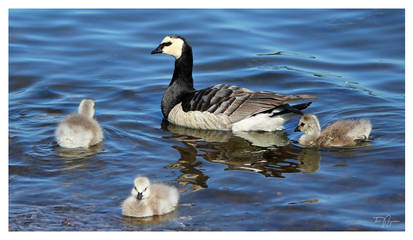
left=151, top=44, right=163, bottom=54
left=294, top=126, right=300, bottom=132
left=137, top=192, right=143, bottom=200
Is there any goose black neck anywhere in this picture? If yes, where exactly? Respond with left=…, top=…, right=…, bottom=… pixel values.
left=170, top=45, right=194, bottom=91
left=162, top=43, right=195, bottom=118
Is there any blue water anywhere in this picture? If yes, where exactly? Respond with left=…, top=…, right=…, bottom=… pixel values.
left=9, top=9, right=405, bottom=231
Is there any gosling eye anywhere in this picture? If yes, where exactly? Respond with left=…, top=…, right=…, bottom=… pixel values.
left=143, top=187, right=148, bottom=192
left=300, top=122, right=305, bottom=127
left=134, top=186, right=137, bottom=191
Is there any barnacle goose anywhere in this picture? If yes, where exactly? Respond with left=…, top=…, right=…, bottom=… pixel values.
left=55, top=99, right=104, bottom=148
left=121, top=176, right=179, bottom=218
left=151, top=35, right=318, bottom=131
left=295, top=114, right=372, bottom=147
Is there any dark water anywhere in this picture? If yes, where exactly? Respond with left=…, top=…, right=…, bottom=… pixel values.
left=9, top=9, right=405, bottom=231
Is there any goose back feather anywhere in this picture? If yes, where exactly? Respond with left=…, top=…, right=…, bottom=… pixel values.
left=182, top=83, right=317, bottom=123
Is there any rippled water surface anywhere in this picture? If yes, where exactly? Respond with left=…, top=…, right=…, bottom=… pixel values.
left=9, top=9, right=405, bottom=231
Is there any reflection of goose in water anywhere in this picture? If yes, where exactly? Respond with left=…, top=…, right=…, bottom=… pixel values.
left=56, top=143, right=103, bottom=171
left=163, top=120, right=289, bottom=147
left=233, top=131, right=289, bottom=147
left=297, top=149, right=321, bottom=173
left=56, top=142, right=103, bottom=171
left=122, top=210, right=177, bottom=226
left=57, top=142, right=103, bottom=160
left=162, top=121, right=321, bottom=186
left=201, top=139, right=321, bottom=178
left=164, top=141, right=210, bottom=192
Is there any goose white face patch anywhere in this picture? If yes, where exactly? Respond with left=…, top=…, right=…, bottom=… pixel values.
left=161, top=36, right=184, bottom=59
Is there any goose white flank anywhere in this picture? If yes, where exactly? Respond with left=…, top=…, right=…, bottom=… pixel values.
left=121, top=176, right=179, bottom=218
left=55, top=99, right=104, bottom=148
left=295, top=114, right=372, bottom=147
left=151, top=35, right=318, bottom=131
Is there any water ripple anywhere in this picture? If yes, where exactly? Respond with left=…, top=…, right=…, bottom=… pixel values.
left=9, top=9, right=404, bottom=231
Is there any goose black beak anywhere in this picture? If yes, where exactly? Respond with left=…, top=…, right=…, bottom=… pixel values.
left=294, top=126, right=300, bottom=132
left=151, top=45, right=163, bottom=54
left=137, top=192, right=143, bottom=200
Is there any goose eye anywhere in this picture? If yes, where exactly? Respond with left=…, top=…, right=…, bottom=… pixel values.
left=162, top=41, right=172, bottom=47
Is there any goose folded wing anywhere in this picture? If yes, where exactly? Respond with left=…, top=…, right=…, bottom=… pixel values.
left=181, top=84, right=318, bottom=123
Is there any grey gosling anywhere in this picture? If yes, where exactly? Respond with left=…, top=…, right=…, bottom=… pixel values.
left=121, top=176, right=179, bottom=218
left=295, top=114, right=372, bottom=147
left=55, top=99, right=103, bottom=148
left=151, top=35, right=318, bottom=131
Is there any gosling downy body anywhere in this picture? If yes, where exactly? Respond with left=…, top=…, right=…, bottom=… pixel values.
left=121, top=177, right=179, bottom=218
left=55, top=99, right=104, bottom=148
left=151, top=35, right=318, bottom=131
left=295, top=114, right=372, bottom=147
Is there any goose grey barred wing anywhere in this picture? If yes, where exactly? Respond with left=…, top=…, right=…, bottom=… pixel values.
left=181, top=84, right=318, bottom=123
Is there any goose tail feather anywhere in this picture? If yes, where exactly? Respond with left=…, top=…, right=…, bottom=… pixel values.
left=270, top=102, right=312, bottom=117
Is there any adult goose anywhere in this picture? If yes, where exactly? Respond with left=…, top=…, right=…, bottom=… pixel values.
left=151, top=35, right=318, bottom=131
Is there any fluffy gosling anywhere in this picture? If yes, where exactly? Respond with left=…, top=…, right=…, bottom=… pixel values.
left=55, top=99, right=103, bottom=148
left=122, top=176, right=179, bottom=218
left=295, top=114, right=372, bottom=147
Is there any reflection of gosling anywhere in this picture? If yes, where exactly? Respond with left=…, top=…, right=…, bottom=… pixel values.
left=55, top=99, right=104, bottom=148
left=295, top=114, right=372, bottom=147
left=122, top=177, right=179, bottom=218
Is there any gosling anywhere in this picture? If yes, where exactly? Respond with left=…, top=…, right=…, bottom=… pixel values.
left=55, top=99, right=104, bottom=148
left=121, top=176, right=179, bottom=218
left=294, top=114, right=372, bottom=147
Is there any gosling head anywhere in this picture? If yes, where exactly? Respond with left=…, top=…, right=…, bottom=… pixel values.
left=151, top=35, right=188, bottom=59
left=78, top=99, right=95, bottom=119
left=294, top=114, right=321, bottom=135
left=131, top=176, right=151, bottom=201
